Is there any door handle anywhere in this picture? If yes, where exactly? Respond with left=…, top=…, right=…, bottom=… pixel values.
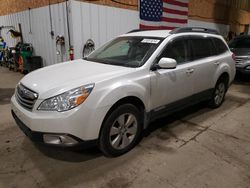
left=214, top=62, right=220, bottom=65
left=186, top=68, right=194, bottom=74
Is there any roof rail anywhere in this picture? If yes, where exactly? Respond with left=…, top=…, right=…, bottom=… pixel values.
left=127, top=29, right=150, bottom=33
left=170, top=27, right=219, bottom=35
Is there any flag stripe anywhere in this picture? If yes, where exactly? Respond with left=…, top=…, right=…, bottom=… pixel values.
left=139, top=0, right=189, bottom=30
left=162, top=12, right=188, bottom=20
left=161, top=17, right=188, bottom=24
left=161, top=21, right=188, bottom=27
left=140, top=24, right=175, bottom=30
left=163, top=3, right=188, bottom=12
left=140, top=20, right=187, bottom=28
left=163, top=7, right=188, bottom=16
left=163, top=0, right=188, bottom=7
left=140, top=20, right=162, bottom=27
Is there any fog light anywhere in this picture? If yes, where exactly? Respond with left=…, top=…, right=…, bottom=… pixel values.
left=43, top=134, right=78, bottom=145
left=246, top=66, right=250, bottom=70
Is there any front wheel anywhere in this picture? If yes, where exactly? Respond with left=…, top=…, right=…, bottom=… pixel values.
left=99, top=104, right=143, bottom=157
left=209, top=79, right=227, bottom=108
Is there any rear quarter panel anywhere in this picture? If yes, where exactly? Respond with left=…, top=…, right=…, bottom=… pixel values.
left=213, top=51, right=235, bottom=87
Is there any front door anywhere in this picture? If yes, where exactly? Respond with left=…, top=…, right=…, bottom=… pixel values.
left=150, top=37, right=194, bottom=112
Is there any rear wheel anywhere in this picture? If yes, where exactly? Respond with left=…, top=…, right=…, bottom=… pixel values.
left=209, top=78, right=227, bottom=108
left=99, top=104, right=143, bottom=157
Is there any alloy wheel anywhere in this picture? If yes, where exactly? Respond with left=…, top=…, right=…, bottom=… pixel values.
left=109, top=113, right=138, bottom=150
left=214, top=82, right=225, bottom=105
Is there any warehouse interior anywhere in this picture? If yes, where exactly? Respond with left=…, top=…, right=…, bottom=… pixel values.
left=0, top=0, right=250, bottom=188
left=0, top=0, right=249, bottom=66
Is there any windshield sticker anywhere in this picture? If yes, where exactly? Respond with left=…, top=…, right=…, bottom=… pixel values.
left=141, top=39, right=160, bottom=44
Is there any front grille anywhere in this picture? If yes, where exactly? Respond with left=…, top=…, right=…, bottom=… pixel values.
left=235, top=56, right=248, bottom=64
left=15, top=84, right=38, bottom=110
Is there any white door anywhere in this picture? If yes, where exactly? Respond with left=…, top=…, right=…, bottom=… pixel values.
left=188, top=36, right=222, bottom=94
left=150, top=38, right=195, bottom=110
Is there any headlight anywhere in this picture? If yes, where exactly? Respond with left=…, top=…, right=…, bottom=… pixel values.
left=38, top=84, right=94, bottom=112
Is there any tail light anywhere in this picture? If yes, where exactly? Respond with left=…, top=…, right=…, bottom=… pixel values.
left=232, top=53, right=236, bottom=61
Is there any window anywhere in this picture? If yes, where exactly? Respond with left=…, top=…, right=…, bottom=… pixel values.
left=228, top=37, right=250, bottom=49
left=190, top=38, right=215, bottom=60
left=162, top=39, right=190, bottom=64
left=86, top=37, right=162, bottom=67
left=213, top=38, right=228, bottom=54
left=96, top=40, right=130, bottom=59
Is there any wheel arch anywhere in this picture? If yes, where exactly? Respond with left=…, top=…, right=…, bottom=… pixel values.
left=98, top=96, right=146, bottom=140
left=216, top=72, right=230, bottom=88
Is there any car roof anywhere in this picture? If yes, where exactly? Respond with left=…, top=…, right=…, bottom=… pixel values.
left=121, top=29, right=222, bottom=39
left=122, top=30, right=172, bottom=38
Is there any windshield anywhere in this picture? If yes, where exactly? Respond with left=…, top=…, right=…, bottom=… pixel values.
left=85, top=36, right=163, bottom=67
left=229, top=37, right=250, bottom=49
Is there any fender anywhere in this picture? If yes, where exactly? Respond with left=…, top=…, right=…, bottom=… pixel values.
left=95, top=81, right=149, bottom=112
left=213, top=61, right=231, bottom=86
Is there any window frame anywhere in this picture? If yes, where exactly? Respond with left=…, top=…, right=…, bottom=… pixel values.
left=212, top=37, right=228, bottom=55
left=188, top=36, right=218, bottom=61
left=155, top=36, right=192, bottom=65
left=86, top=36, right=164, bottom=68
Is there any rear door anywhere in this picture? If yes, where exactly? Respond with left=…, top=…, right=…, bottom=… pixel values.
left=188, top=36, right=218, bottom=95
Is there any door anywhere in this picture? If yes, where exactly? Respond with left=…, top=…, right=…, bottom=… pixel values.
left=189, top=36, right=221, bottom=94
left=190, top=36, right=228, bottom=95
left=150, top=37, right=194, bottom=111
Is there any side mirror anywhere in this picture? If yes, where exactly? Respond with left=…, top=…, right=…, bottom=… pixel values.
left=158, top=57, right=177, bottom=69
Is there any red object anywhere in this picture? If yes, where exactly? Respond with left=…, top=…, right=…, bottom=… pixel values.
left=232, top=53, right=236, bottom=61
left=69, top=47, right=74, bottom=60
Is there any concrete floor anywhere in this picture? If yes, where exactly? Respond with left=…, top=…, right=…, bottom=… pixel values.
left=0, top=66, right=250, bottom=188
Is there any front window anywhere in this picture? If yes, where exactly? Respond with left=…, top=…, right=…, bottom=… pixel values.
left=85, top=36, right=163, bottom=67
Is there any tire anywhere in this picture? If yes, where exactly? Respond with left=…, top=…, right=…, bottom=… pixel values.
left=99, top=104, right=143, bottom=157
left=209, top=78, right=227, bottom=108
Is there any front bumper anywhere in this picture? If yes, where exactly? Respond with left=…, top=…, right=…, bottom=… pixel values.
left=12, top=110, right=97, bottom=148
left=11, top=93, right=110, bottom=147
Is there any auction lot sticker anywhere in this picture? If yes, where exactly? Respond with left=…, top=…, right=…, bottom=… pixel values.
left=141, top=39, right=160, bottom=44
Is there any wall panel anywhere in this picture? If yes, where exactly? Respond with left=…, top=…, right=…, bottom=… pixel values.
left=71, top=0, right=139, bottom=59
left=0, top=0, right=234, bottom=68
left=0, top=0, right=138, bottom=16
left=0, top=2, right=70, bottom=66
left=0, top=0, right=139, bottom=65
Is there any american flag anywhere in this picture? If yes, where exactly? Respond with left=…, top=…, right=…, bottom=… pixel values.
left=140, top=0, right=189, bottom=30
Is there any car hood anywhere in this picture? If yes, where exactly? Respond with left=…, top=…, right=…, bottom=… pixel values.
left=20, top=59, right=134, bottom=99
left=230, top=48, right=250, bottom=56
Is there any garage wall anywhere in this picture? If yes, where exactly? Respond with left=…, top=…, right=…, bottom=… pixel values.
left=0, top=2, right=70, bottom=66
left=0, top=0, right=139, bottom=65
left=188, top=19, right=229, bottom=37
left=0, top=0, right=232, bottom=67
left=0, top=0, right=138, bottom=16
left=71, top=0, right=139, bottom=59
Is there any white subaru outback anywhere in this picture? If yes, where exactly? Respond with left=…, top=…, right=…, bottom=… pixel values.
left=11, top=27, right=235, bottom=157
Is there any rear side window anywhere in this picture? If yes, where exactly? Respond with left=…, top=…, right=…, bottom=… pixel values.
left=213, top=38, right=228, bottom=54
left=190, top=38, right=215, bottom=60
